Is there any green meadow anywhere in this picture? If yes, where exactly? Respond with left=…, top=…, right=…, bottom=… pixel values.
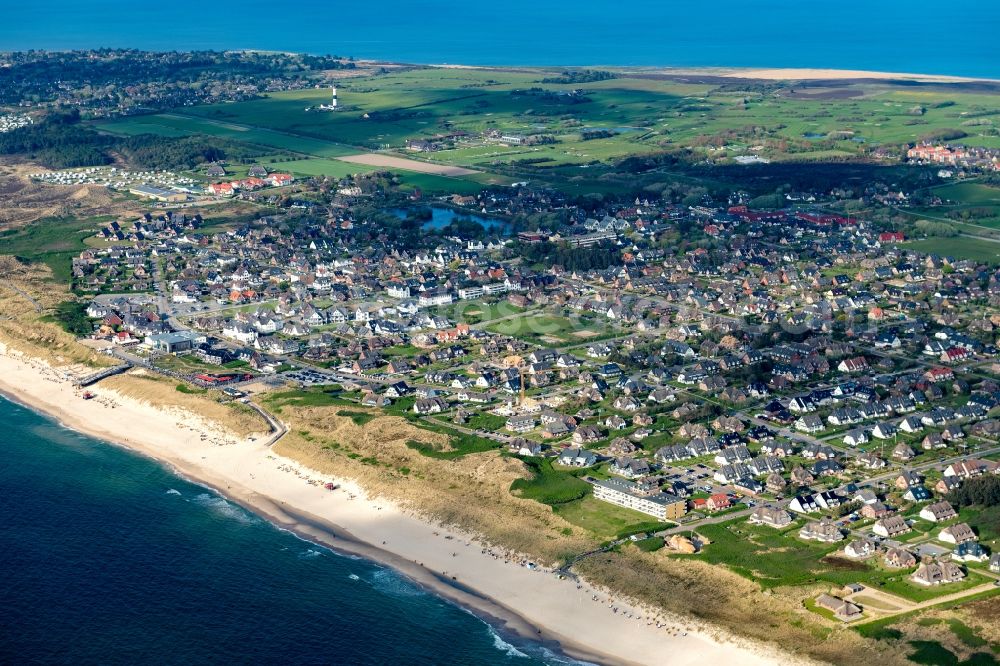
left=98, top=67, right=1000, bottom=168
left=92, top=66, right=1000, bottom=199
left=904, top=237, right=1000, bottom=263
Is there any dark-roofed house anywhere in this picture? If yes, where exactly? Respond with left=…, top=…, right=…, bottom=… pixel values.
left=800, top=520, right=844, bottom=543
left=911, top=561, right=965, bottom=586
left=939, top=523, right=977, bottom=544
left=748, top=505, right=792, bottom=528
left=815, top=594, right=862, bottom=621
left=873, top=515, right=911, bottom=538
left=919, top=500, right=957, bottom=523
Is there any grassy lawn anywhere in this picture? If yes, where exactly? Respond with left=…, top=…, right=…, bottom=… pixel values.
left=405, top=434, right=498, bottom=459
left=485, top=312, right=614, bottom=345
left=933, top=182, right=1000, bottom=205
left=428, top=301, right=527, bottom=325
left=264, top=157, right=379, bottom=179
left=336, top=409, right=376, bottom=426
left=553, top=495, right=669, bottom=539
left=693, top=519, right=846, bottom=588
left=689, top=517, right=990, bottom=602
left=260, top=387, right=353, bottom=413
left=465, top=411, right=507, bottom=432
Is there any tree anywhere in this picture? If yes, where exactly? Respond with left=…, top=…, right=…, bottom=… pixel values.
left=947, top=476, right=1000, bottom=508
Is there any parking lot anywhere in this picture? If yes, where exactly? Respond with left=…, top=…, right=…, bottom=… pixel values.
left=660, top=463, right=722, bottom=494
left=281, top=369, right=339, bottom=386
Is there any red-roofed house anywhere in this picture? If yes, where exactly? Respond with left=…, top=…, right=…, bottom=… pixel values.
left=707, top=493, right=732, bottom=511
left=941, top=347, right=972, bottom=364
left=924, top=367, right=955, bottom=383
left=208, top=182, right=234, bottom=196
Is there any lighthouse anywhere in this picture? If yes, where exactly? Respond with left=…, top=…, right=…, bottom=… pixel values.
left=330, top=85, right=338, bottom=110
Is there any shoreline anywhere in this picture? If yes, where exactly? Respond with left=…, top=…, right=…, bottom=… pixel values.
left=0, top=347, right=786, bottom=666
left=430, top=63, right=998, bottom=83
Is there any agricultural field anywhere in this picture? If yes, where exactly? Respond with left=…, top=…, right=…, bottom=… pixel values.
left=903, top=237, right=1000, bottom=263
left=262, top=157, right=380, bottom=179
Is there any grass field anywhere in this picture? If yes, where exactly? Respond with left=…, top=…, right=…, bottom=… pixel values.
left=486, top=312, right=613, bottom=345
left=427, top=301, right=527, bottom=325
left=96, top=113, right=360, bottom=158
left=94, top=66, right=1000, bottom=186
left=263, top=157, right=380, bottom=179
left=0, top=216, right=110, bottom=283
left=900, top=182, right=1000, bottom=233
left=693, top=518, right=989, bottom=602
left=934, top=182, right=1000, bottom=205
left=553, top=495, right=670, bottom=538
left=904, top=237, right=1000, bottom=263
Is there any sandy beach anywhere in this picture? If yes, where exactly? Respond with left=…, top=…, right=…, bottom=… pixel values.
left=434, top=63, right=996, bottom=83
left=0, top=345, right=788, bottom=666
left=709, top=67, right=991, bottom=83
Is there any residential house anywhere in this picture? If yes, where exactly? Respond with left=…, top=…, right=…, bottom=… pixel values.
left=815, top=594, right=862, bottom=621
left=799, top=520, right=844, bottom=543
left=884, top=548, right=917, bottom=569
left=873, top=515, right=911, bottom=538
left=845, top=539, right=877, bottom=559
left=748, top=505, right=793, bottom=528
left=919, top=501, right=957, bottom=523
left=939, top=523, right=977, bottom=544
left=911, top=561, right=966, bottom=586
left=557, top=448, right=597, bottom=467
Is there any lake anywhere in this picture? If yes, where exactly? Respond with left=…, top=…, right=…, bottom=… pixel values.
left=391, top=206, right=513, bottom=235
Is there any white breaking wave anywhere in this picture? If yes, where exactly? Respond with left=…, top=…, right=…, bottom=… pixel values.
left=369, top=568, right=424, bottom=598
left=191, top=493, right=257, bottom=525
left=348, top=573, right=360, bottom=581
left=490, top=630, right=529, bottom=659
left=165, top=488, right=182, bottom=496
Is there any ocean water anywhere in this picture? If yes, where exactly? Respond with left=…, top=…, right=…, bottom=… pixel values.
left=1, top=0, right=998, bottom=79
left=0, top=396, right=572, bottom=665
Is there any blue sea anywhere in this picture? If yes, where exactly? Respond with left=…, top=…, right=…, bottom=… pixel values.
left=0, top=396, right=574, bottom=665
left=2, top=0, right=999, bottom=79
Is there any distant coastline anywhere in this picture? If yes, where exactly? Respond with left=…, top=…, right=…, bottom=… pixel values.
left=433, top=63, right=1000, bottom=84
left=2, top=0, right=998, bottom=80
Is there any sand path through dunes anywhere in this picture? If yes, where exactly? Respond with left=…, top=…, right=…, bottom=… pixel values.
left=337, top=153, right=480, bottom=176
